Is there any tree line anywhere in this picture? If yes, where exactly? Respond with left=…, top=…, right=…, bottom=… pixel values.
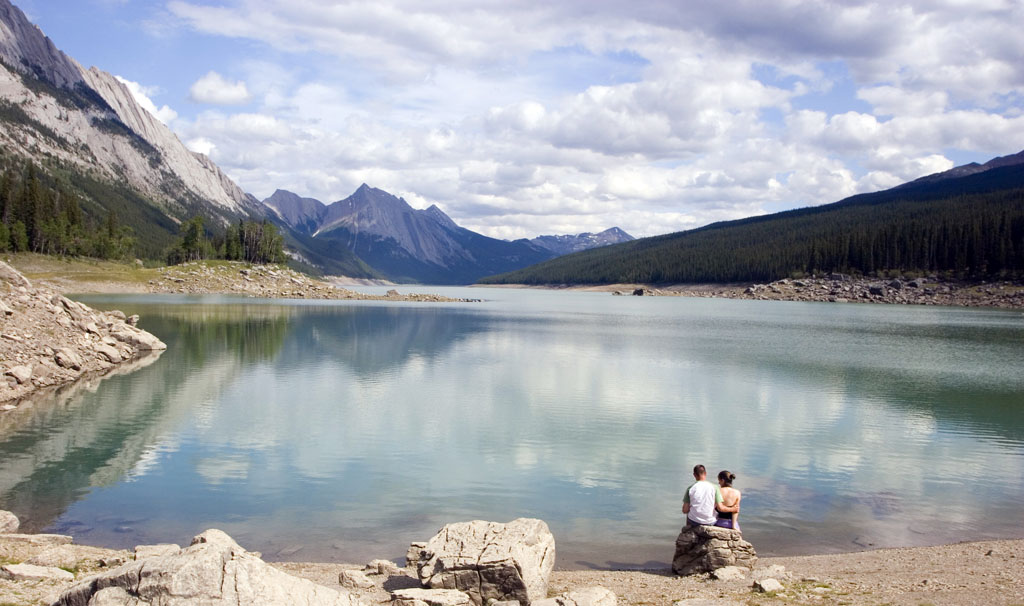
left=166, top=216, right=286, bottom=265
left=0, top=162, right=135, bottom=259
left=482, top=181, right=1024, bottom=285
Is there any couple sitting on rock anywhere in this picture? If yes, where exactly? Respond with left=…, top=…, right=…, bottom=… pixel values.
left=682, top=464, right=741, bottom=531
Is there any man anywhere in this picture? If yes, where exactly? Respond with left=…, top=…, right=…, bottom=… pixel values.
left=682, top=464, right=722, bottom=526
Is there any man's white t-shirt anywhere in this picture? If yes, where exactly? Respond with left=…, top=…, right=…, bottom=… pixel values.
left=684, top=480, right=722, bottom=525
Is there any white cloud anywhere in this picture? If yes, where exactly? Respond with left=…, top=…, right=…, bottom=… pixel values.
left=159, top=0, right=1024, bottom=239
left=188, top=71, right=252, bottom=105
left=114, top=76, right=178, bottom=124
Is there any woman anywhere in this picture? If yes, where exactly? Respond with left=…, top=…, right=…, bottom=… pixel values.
left=714, top=470, right=741, bottom=531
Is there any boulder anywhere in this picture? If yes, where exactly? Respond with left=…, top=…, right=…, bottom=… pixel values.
left=366, top=559, right=402, bottom=576
left=94, top=344, right=122, bottom=363
left=671, top=525, right=756, bottom=576
left=417, top=518, right=555, bottom=606
left=631, top=288, right=645, bottom=296
left=110, top=327, right=167, bottom=351
left=0, top=562, right=74, bottom=581
left=407, top=542, right=427, bottom=568
left=54, top=529, right=364, bottom=606
left=753, top=578, right=784, bottom=593
left=340, top=569, right=375, bottom=589
left=5, top=364, right=33, bottom=385
left=0, top=509, right=19, bottom=533
left=532, top=586, right=616, bottom=606
left=391, top=588, right=472, bottom=606
left=710, top=566, right=747, bottom=581
left=868, top=283, right=885, bottom=296
left=54, top=347, right=84, bottom=370
left=26, top=545, right=83, bottom=569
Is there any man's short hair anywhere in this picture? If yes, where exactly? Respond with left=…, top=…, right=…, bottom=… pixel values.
left=693, top=464, right=706, bottom=477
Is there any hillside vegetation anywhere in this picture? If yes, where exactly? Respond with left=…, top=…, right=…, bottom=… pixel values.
left=480, top=164, right=1024, bottom=285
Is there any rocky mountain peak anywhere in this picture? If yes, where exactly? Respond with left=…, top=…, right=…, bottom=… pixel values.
left=0, top=0, right=84, bottom=89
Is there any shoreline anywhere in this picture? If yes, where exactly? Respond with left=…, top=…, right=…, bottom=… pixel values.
left=2, top=527, right=1021, bottom=605
left=483, top=275, right=1024, bottom=309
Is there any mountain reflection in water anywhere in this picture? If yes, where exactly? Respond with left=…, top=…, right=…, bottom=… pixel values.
left=0, top=291, right=1021, bottom=568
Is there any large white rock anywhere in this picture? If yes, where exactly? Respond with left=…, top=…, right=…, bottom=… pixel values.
left=53, top=529, right=365, bottom=606
left=417, top=519, right=555, bottom=606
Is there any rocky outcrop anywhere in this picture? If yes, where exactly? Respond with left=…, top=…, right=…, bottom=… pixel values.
left=54, top=529, right=365, bottom=606
left=391, top=588, right=472, bottom=606
left=417, top=519, right=556, bottom=606
left=672, top=525, right=757, bottom=576
left=0, top=562, right=74, bottom=581
left=0, top=261, right=166, bottom=404
left=145, top=261, right=473, bottom=301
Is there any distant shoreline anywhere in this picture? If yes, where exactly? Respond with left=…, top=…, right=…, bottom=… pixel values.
left=478, top=275, right=1024, bottom=309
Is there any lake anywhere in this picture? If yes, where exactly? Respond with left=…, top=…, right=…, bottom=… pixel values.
left=1, top=288, right=1023, bottom=569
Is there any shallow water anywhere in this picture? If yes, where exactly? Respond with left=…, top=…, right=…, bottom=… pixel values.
left=1, top=288, right=1022, bottom=568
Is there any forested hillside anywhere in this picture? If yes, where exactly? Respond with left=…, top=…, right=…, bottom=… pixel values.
left=480, top=164, right=1024, bottom=285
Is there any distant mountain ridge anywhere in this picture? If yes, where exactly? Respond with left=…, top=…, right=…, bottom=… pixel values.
left=898, top=149, right=1024, bottom=188
left=522, top=227, right=634, bottom=255
left=264, top=186, right=632, bottom=283
left=481, top=150, right=1024, bottom=286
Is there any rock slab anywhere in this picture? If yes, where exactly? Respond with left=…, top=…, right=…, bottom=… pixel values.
left=672, top=525, right=756, bottom=576
left=54, top=528, right=364, bottom=606
left=391, top=588, right=472, bottom=606
left=417, top=518, right=555, bottom=606
left=0, top=562, right=74, bottom=581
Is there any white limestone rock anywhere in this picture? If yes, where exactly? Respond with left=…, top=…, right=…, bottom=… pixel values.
left=55, top=529, right=365, bottom=606
left=391, top=588, right=472, bottom=606
left=0, top=509, right=18, bottom=533
left=417, top=518, right=555, bottom=606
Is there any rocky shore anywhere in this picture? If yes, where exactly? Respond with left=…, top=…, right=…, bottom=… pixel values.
left=0, top=510, right=1021, bottom=606
left=143, top=262, right=470, bottom=302
left=0, top=262, right=166, bottom=405
left=604, top=275, right=1024, bottom=308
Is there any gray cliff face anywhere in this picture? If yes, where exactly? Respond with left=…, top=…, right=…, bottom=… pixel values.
left=0, top=0, right=258, bottom=218
left=0, top=0, right=83, bottom=88
left=264, top=189, right=328, bottom=235
left=525, top=227, right=635, bottom=255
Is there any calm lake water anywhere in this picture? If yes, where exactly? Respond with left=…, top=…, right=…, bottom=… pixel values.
left=1, top=288, right=1023, bottom=568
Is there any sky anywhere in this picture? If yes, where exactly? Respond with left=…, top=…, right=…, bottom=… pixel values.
left=17, top=0, right=1024, bottom=239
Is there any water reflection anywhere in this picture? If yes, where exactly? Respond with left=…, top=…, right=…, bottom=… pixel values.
left=0, top=294, right=1021, bottom=568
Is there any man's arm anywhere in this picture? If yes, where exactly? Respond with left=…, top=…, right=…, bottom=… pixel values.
left=682, top=485, right=691, bottom=514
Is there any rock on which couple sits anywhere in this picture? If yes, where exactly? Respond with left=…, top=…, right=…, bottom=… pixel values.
left=533, top=586, right=616, bottom=606
left=54, top=529, right=365, bottom=606
left=417, top=518, right=555, bottom=606
left=672, top=525, right=756, bottom=576
left=0, top=510, right=19, bottom=533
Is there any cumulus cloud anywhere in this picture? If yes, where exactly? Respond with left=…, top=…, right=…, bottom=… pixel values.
left=115, top=76, right=178, bottom=124
left=161, top=0, right=1024, bottom=239
left=189, top=71, right=252, bottom=105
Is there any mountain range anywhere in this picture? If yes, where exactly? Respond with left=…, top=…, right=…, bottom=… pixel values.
left=264, top=186, right=632, bottom=283
left=0, top=0, right=631, bottom=283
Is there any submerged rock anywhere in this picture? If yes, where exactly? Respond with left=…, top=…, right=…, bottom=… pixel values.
left=417, top=518, right=555, bottom=606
